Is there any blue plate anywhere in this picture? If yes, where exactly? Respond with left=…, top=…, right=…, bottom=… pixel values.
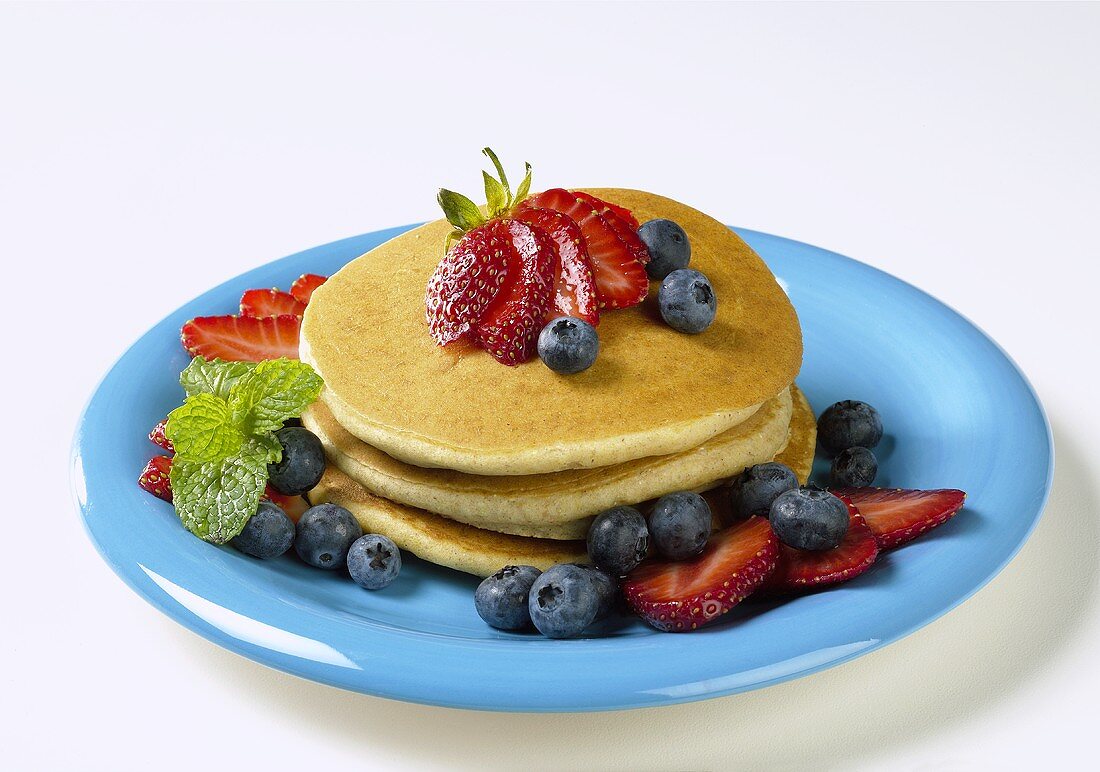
left=73, top=226, right=1053, bottom=712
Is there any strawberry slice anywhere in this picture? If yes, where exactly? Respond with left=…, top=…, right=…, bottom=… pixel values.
left=181, top=314, right=302, bottom=362
left=520, top=189, right=648, bottom=311
left=289, top=274, right=327, bottom=305
left=263, top=486, right=310, bottom=523
left=470, top=219, right=556, bottom=365
left=240, top=288, right=306, bottom=319
left=573, top=191, right=640, bottom=230
left=622, top=516, right=778, bottom=632
left=425, top=220, right=513, bottom=346
left=763, top=495, right=880, bottom=593
left=148, top=418, right=173, bottom=453
left=513, top=206, right=599, bottom=326
left=139, top=455, right=173, bottom=502
left=572, top=192, right=649, bottom=265
left=833, top=487, right=966, bottom=550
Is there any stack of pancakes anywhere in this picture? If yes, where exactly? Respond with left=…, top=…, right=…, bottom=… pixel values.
left=301, top=189, right=814, bottom=577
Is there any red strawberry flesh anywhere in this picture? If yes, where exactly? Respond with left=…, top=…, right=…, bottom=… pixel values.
left=833, top=487, right=966, bottom=550
left=764, top=495, right=880, bottom=592
left=139, top=455, right=173, bottom=502
left=149, top=419, right=173, bottom=453
left=425, top=220, right=513, bottom=346
left=240, top=288, right=306, bottom=319
left=520, top=189, right=648, bottom=311
left=470, top=219, right=556, bottom=365
left=181, top=314, right=302, bottom=362
left=513, top=206, right=599, bottom=326
left=622, top=516, right=778, bottom=632
left=573, top=191, right=640, bottom=230
left=573, top=192, right=649, bottom=265
left=289, top=274, right=327, bottom=305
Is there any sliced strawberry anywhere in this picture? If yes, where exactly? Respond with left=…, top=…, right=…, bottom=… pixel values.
left=622, top=516, right=778, bottom=632
left=289, top=274, right=327, bottom=305
left=763, top=495, right=879, bottom=593
left=148, top=419, right=173, bottom=453
left=520, top=189, right=648, bottom=311
left=240, top=288, right=306, bottom=319
left=425, top=220, right=513, bottom=346
left=572, top=192, right=649, bottom=265
left=834, top=487, right=966, bottom=550
left=470, top=219, right=556, bottom=365
left=573, top=191, right=640, bottom=230
left=513, top=206, right=599, bottom=326
left=263, top=486, right=310, bottom=524
left=181, top=314, right=302, bottom=362
left=139, top=455, right=173, bottom=502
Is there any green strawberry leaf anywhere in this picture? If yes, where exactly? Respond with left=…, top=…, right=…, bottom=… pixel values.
left=165, top=392, right=243, bottom=462
left=227, top=358, right=324, bottom=435
left=483, top=170, right=508, bottom=218
left=514, top=162, right=533, bottom=205
left=180, top=357, right=256, bottom=399
left=170, top=437, right=271, bottom=544
left=482, top=147, right=511, bottom=205
left=437, top=188, right=486, bottom=232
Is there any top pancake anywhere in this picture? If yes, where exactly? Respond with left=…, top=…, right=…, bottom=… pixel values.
left=301, top=188, right=802, bottom=476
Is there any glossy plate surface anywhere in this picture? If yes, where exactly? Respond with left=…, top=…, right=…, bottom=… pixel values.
left=73, top=226, right=1053, bottom=711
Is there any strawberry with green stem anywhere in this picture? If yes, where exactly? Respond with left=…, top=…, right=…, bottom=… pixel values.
left=427, top=149, right=559, bottom=364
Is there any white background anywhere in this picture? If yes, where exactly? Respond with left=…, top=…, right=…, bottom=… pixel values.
left=3, top=2, right=1098, bottom=770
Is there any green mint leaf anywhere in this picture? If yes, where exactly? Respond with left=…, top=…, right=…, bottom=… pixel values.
left=165, top=393, right=243, bottom=462
left=227, top=358, right=324, bottom=435
left=513, top=162, right=533, bottom=205
left=180, top=357, right=256, bottom=398
left=482, top=170, right=507, bottom=218
left=170, top=437, right=270, bottom=544
left=481, top=147, right=511, bottom=205
left=255, top=433, right=283, bottom=464
left=437, top=188, right=486, bottom=232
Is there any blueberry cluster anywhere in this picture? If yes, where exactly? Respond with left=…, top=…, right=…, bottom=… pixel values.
left=476, top=491, right=714, bottom=638
left=230, top=424, right=402, bottom=591
left=818, top=400, right=884, bottom=488
left=535, top=218, right=718, bottom=375
left=729, top=461, right=850, bottom=551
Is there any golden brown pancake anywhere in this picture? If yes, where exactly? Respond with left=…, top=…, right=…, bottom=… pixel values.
left=309, top=467, right=587, bottom=577
left=301, top=188, right=802, bottom=476
left=306, top=386, right=817, bottom=543
left=773, top=385, right=817, bottom=484
left=302, top=388, right=793, bottom=533
left=308, top=387, right=816, bottom=575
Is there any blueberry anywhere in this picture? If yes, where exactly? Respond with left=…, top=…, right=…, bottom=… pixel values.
left=587, top=506, right=649, bottom=576
left=648, top=491, right=712, bottom=560
left=658, top=269, right=716, bottom=334
left=528, top=564, right=600, bottom=638
left=267, top=426, right=326, bottom=496
left=475, top=565, right=542, bottom=630
left=537, top=317, right=599, bottom=374
left=769, top=489, right=850, bottom=551
left=831, top=446, right=878, bottom=488
left=347, top=534, right=402, bottom=590
left=817, top=400, right=884, bottom=456
left=231, top=500, right=295, bottom=559
left=565, top=563, right=618, bottom=620
left=730, top=462, right=799, bottom=518
left=293, top=503, right=362, bottom=569
left=638, top=219, right=691, bottom=280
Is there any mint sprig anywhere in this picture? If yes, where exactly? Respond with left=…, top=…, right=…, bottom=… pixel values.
left=437, top=148, right=533, bottom=251
left=165, top=357, right=323, bottom=544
